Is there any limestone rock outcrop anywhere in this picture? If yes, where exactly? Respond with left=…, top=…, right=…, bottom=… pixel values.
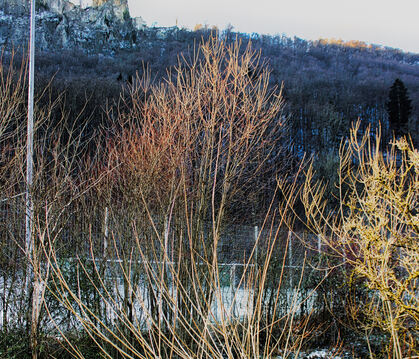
left=37, top=0, right=130, bottom=22
left=0, top=0, right=146, bottom=53
left=0, top=0, right=29, bottom=15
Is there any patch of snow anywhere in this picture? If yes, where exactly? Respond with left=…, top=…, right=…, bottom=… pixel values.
left=275, top=348, right=349, bottom=359
left=306, top=349, right=341, bottom=358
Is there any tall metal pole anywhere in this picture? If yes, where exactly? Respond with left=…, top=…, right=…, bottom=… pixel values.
left=25, top=0, right=35, bottom=292
left=26, top=1, right=36, bottom=358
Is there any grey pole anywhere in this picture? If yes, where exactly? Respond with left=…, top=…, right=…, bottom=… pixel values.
left=25, top=0, right=35, bottom=290
left=26, top=1, right=38, bottom=357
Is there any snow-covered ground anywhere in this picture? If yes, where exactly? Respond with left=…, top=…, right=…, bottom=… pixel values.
left=276, top=348, right=353, bottom=359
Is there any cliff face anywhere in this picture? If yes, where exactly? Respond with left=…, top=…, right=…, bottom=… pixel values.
left=0, top=0, right=145, bottom=53
left=38, top=0, right=130, bottom=22
left=0, top=0, right=129, bottom=18
left=0, top=0, right=29, bottom=15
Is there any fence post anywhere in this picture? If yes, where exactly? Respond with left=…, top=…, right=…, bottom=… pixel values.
left=318, top=234, right=328, bottom=278
left=317, top=233, right=321, bottom=254
left=254, top=225, right=259, bottom=270
left=103, top=206, right=109, bottom=257
left=288, top=230, right=293, bottom=289
left=230, top=265, right=236, bottom=292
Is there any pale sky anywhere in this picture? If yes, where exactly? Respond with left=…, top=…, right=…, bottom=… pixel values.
left=128, top=0, right=419, bottom=54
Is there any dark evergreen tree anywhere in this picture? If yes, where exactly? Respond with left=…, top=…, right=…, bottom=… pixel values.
left=386, top=78, right=412, bottom=136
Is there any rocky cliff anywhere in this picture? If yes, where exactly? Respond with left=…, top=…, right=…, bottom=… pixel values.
left=0, top=0, right=28, bottom=15
left=0, top=0, right=130, bottom=19
left=0, top=0, right=146, bottom=53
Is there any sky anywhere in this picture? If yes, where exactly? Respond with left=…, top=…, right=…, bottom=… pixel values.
left=127, top=0, right=419, bottom=54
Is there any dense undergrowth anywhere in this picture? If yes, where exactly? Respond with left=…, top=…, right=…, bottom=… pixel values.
left=0, top=36, right=417, bottom=359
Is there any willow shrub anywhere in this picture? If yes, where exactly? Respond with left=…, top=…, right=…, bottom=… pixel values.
left=40, top=36, right=322, bottom=358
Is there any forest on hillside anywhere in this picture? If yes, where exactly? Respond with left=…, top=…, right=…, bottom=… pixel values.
left=16, top=28, right=417, bottom=208
left=24, top=28, right=419, bottom=151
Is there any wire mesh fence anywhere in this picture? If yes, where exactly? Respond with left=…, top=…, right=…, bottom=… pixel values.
left=0, top=196, right=324, bottom=333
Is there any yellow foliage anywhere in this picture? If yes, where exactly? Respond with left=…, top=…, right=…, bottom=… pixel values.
left=302, top=122, right=418, bottom=357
